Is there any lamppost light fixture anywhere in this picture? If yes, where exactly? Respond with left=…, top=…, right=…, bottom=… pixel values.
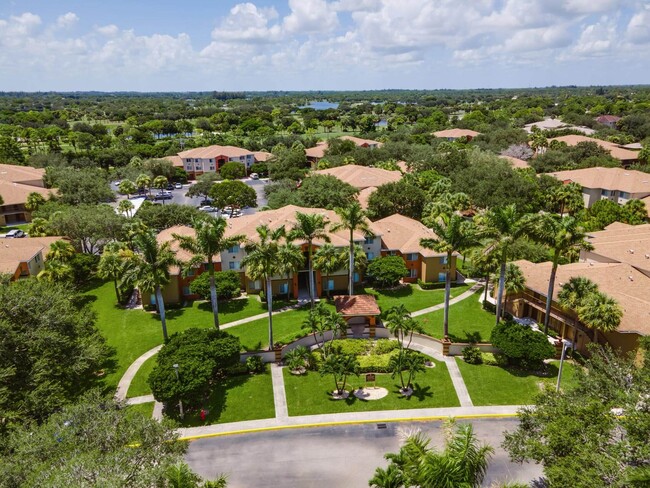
left=173, top=363, right=179, bottom=369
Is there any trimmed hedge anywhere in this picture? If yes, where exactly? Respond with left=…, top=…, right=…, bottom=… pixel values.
left=490, top=320, right=555, bottom=368
left=188, top=270, right=242, bottom=301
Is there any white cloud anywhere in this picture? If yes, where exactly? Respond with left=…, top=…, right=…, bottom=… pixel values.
left=56, top=12, right=79, bottom=28
left=96, top=24, right=119, bottom=37
left=626, top=5, right=650, bottom=44
left=211, top=3, right=282, bottom=43
left=283, top=0, right=338, bottom=34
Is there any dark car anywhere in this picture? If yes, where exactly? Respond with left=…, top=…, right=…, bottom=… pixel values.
left=166, top=183, right=174, bottom=190
left=154, top=193, right=173, bottom=201
left=199, top=198, right=213, bottom=206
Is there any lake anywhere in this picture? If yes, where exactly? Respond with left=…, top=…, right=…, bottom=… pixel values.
left=300, top=101, right=339, bottom=110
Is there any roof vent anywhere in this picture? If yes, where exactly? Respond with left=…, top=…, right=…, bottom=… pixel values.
left=629, top=249, right=635, bottom=254
left=645, top=254, right=649, bottom=259
left=629, top=276, right=634, bottom=281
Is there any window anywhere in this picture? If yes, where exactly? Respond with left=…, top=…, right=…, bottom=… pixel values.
left=366, top=252, right=375, bottom=260
left=203, top=263, right=211, bottom=271
left=209, top=159, right=214, bottom=163
left=209, top=165, right=215, bottom=171
left=252, top=280, right=261, bottom=289
left=229, top=262, right=241, bottom=270
left=439, top=256, right=448, bottom=265
left=240, top=156, right=245, bottom=160
left=195, top=159, right=200, bottom=163
left=279, top=283, right=289, bottom=294
left=601, top=189, right=611, bottom=196
left=364, top=237, right=374, bottom=245
left=388, top=251, right=397, bottom=256
left=406, top=253, right=418, bottom=261
left=34, top=254, right=41, bottom=263
left=438, top=272, right=446, bottom=282
left=182, top=286, right=190, bottom=296
left=228, top=245, right=240, bottom=254
left=327, top=279, right=334, bottom=290
left=187, top=269, right=196, bottom=277
left=150, top=295, right=157, bottom=305
left=620, top=191, right=630, bottom=199
left=409, top=268, right=418, bottom=278
left=354, top=272, right=360, bottom=283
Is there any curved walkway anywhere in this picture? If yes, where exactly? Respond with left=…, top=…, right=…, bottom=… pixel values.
left=116, top=285, right=485, bottom=429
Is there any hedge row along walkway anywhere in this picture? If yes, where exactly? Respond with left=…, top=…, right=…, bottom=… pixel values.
left=117, top=283, right=485, bottom=427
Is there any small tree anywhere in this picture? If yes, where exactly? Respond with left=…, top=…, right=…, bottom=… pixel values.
left=117, top=199, right=135, bottom=217
left=118, top=180, right=137, bottom=198
left=366, top=256, right=408, bottom=288
left=25, top=191, right=46, bottom=212
left=219, top=161, right=246, bottom=180
left=313, top=244, right=347, bottom=297
left=284, top=345, right=311, bottom=374
left=490, top=320, right=555, bottom=369
left=209, top=180, right=257, bottom=215
left=188, top=270, right=242, bottom=301
left=319, top=353, right=360, bottom=396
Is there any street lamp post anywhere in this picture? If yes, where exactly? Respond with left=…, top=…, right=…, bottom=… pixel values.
left=172, top=363, right=184, bottom=420
left=556, top=341, right=569, bottom=392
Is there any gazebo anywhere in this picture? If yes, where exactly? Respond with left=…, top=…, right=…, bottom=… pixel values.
left=333, top=295, right=381, bottom=338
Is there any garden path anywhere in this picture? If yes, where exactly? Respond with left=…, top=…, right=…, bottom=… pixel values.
left=270, top=363, right=289, bottom=419
left=410, top=283, right=484, bottom=318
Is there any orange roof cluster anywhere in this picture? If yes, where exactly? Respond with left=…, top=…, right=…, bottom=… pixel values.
left=178, top=145, right=254, bottom=159
left=433, top=129, right=481, bottom=139
left=371, top=214, right=446, bottom=258
left=305, top=136, right=383, bottom=160
left=548, top=167, right=650, bottom=194
left=0, top=163, right=53, bottom=206
left=548, top=135, right=639, bottom=162
left=314, top=164, right=402, bottom=190
left=0, top=236, right=67, bottom=274
left=334, top=295, right=381, bottom=316
left=515, top=259, right=650, bottom=336
left=499, top=155, right=530, bottom=169
left=585, top=223, right=650, bottom=275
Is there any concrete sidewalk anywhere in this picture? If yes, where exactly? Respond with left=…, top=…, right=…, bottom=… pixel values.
left=177, top=404, right=523, bottom=440
left=411, top=283, right=484, bottom=318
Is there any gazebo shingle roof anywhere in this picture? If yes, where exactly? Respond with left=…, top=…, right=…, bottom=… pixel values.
left=334, top=295, right=381, bottom=317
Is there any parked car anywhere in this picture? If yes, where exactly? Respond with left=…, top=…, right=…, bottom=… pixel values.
left=199, top=198, right=213, bottom=206
left=4, top=229, right=26, bottom=238
left=198, top=206, right=218, bottom=213
left=154, top=193, right=173, bottom=201
left=174, top=182, right=183, bottom=189
left=250, top=173, right=259, bottom=180
left=166, top=183, right=174, bottom=190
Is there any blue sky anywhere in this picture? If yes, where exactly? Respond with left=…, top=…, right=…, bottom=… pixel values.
left=0, top=0, right=649, bottom=91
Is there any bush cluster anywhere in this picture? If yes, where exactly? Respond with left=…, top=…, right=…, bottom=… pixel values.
left=462, top=345, right=483, bottom=364
left=188, top=270, right=242, bottom=301
left=490, top=320, right=555, bottom=369
left=366, top=256, right=409, bottom=288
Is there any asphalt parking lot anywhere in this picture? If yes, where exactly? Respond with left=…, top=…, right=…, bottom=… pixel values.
left=112, top=177, right=269, bottom=216
left=186, top=418, right=542, bottom=488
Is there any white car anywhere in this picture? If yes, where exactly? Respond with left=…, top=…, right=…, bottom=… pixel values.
left=198, top=206, right=218, bottom=213
left=250, top=173, right=259, bottom=180
left=174, top=182, right=183, bottom=189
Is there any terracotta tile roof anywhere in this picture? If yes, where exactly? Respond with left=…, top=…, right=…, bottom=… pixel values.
left=0, top=180, right=54, bottom=206
left=314, top=164, right=402, bottom=189
left=370, top=213, right=446, bottom=258
left=643, top=195, right=650, bottom=217
left=514, top=259, right=650, bottom=336
left=0, top=236, right=66, bottom=274
left=596, top=115, right=621, bottom=124
left=433, top=129, right=480, bottom=139
left=584, top=223, right=650, bottom=275
left=397, top=161, right=409, bottom=173
left=178, top=145, right=253, bottom=159
left=305, top=142, right=328, bottom=159
left=548, top=135, right=639, bottom=162
left=305, top=136, right=383, bottom=160
left=334, top=294, right=380, bottom=316
left=339, top=135, right=383, bottom=147
left=357, top=187, right=377, bottom=209
left=547, top=167, right=650, bottom=194
left=163, top=155, right=184, bottom=168
left=156, top=225, right=222, bottom=276
left=252, top=151, right=273, bottom=162
left=0, top=164, right=45, bottom=184
left=499, top=155, right=530, bottom=169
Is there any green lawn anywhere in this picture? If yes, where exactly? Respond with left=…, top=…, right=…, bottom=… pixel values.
left=127, top=355, right=157, bottom=398
left=283, top=357, right=460, bottom=416
left=416, top=291, right=496, bottom=343
left=127, top=402, right=155, bottom=418
left=85, top=281, right=300, bottom=390
left=0, top=223, right=30, bottom=233
left=178, top=369, right=275, bottom=427
left=456, top=359, right=579, bottom=406
left=360, top=283, right=471, bottom=314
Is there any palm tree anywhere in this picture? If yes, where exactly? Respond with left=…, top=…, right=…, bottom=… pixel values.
left=153, top=175, right=169, bottom=203
left=476, top=205, right=530, bottom=324
left=331, top=202, right=374, bottom=295
left=553, top=182, right=584, bottom=217
left=173, top=217, right=244, bottom=330
left=313, top=244, right=347, bottom=298
left=289, top=211, right=330, bottom=307
left=25, top=192, right=46, bottom=212
left=118, top=180, right=137, bottom=199
left=383, top=304, right=423, bottom=350
left=319, top=353, right=360, bottom=396
left=277, top=240, right=305, bottom=301
left=97, top=242, right=132, bottom=302
left=37, top=260, right=73, bottom=283
left=135, top=173, right=151, bottom=196
left=465, top=247, right=498, bottom=302
left=117, top=199, right=135, bottom=218
left=558, top=276, right=598, bottom=311
left=45, top=240, right=76, bottom=263
left=241, top=225, right=304, bottom=349
left=372, top=421, right=493, bottom=488
left=529, top=215, right=593, bottom=335
left=421, top=213, right=478, bottom=340
left=577, top=291, right=622, bottom=342
left=27, top=217, right=50, bottom=237
left=503, top=263, right=526, bottom=318
left=124, top=231, right=177, bottom=341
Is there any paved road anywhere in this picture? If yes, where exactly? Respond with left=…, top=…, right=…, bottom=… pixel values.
left=111, top=177, right=269, bottom=216
left=186, top=419, right=542, bottom=488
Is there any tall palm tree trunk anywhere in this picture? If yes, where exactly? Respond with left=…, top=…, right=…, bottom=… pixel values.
left=543, top=258, right=559, bottom=335
left=266, top=276, right=273, bottom=350
left=443, top=251, right=452, bottom=340
left=209, top=264, right=220, bottom=330
left=348, top=230, right=354, bottom=295
left=495, top=261, right=506, bottom=325
left=156, top=285, right=169, bottom=341
left=113, top=279, right=121, bottom=303
left=483, top=274, right=489, bottom=302
left=308, top=242, right=315, bottom=308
